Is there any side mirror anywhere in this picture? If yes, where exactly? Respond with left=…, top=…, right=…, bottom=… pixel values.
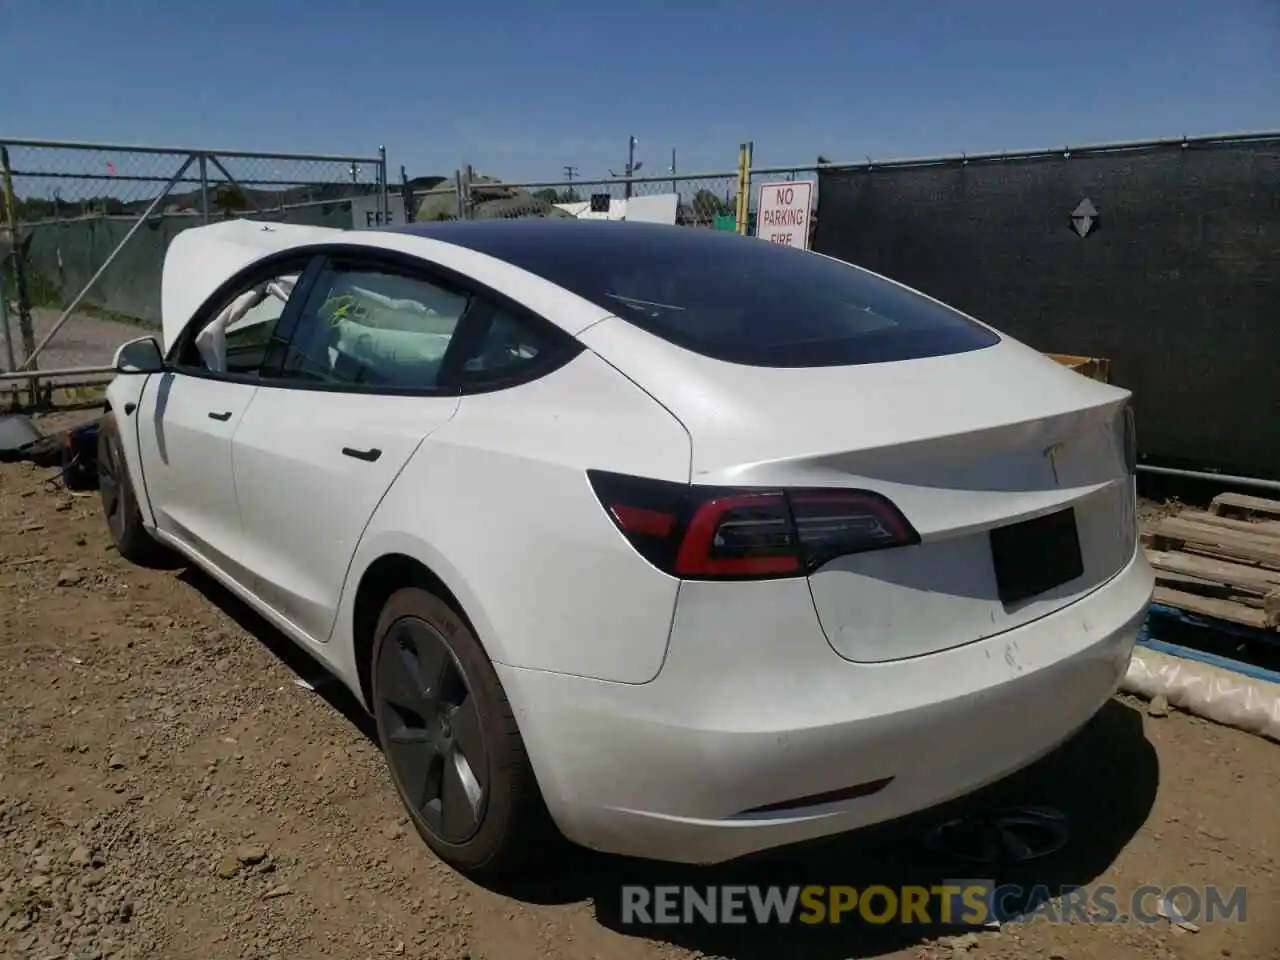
left=113, top=336, right=165, bottom=374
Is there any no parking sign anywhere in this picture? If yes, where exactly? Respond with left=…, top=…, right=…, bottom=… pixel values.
left=755, top=179, right=813, bottom=250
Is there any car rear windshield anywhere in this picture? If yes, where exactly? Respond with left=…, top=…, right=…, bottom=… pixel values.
left=487, top=228, right=1001, bottom=367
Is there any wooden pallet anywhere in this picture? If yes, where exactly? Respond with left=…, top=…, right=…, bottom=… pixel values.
left=1046, top=353, right=1111, bottom=383
left=1143, top=493, right=1280, bottom=631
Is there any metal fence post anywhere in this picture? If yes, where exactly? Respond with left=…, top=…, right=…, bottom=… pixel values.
left=378, top=145, right=388, bottom=222
left=401, top=166, right=415, bottom=223
left=198, top=153, right=210, bottom=223
left=0, top=265, right=15, bottom=372
left=1, top=146, right=36, bottom=369
left=734, top=143, right=748, bottom=234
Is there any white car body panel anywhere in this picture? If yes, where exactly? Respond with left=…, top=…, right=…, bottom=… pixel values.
left=329, top=351, right=691, bottom=685
left=579, top=317, right=1137, bottom=661
left=108, top=219, right=1152, bottom=866
left=103, top=374, right=153, bottom=517
left=576, top=313, right=1127, bottom=489
left=132, top=372, right=259, bottom=580
left=499, top=548, right=1149, bottom=863
left=231, top=386, right=461, bottom=644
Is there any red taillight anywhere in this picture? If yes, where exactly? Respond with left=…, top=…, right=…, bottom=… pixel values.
left=588, top=470, right=919, bottom=581
left=676, top=493, right=800, bottom=577
left=609, top=504, right=676, bottom=538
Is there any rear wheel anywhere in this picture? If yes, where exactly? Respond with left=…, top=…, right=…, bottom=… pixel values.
left=97, top=415, right=172, bottom=568
left=371, top=587, right=552, bottom=877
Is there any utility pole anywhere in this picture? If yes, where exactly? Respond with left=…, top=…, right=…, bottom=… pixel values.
left=609, top=137, right=642, bottom=199
left=669, top=148, right=676, bottom=193
left=625, top=136, right=636, bottom=199
left=563, top=165, right=578, bottom=181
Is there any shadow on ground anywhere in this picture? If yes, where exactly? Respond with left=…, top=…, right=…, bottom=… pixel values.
left=180, top=565, right=1159, bottom=960
left=177, top=567, right=377, bottom=743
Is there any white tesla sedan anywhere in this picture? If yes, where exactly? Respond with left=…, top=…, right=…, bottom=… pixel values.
left=99, top=217, right=1152, bottom=877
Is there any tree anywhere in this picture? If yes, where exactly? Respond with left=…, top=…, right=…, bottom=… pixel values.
left=213, top=184, right=250, bottom=216
left=691, top=188, right=733, bottom=220
left=533, top=187, right=582, bottom=205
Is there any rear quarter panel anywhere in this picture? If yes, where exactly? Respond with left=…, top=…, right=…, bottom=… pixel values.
left=329, top=350, right=693, bottom=686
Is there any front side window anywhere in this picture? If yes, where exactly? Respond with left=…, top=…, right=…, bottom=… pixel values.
left=174, top=268, right=303, bottom=376
left=278, top=264, right=471, bottom=389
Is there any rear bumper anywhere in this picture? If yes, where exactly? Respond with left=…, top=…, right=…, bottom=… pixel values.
left=497, top=547, right=1152, bottom=864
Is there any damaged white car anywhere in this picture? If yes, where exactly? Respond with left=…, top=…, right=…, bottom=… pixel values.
left=99, top=218, right=1152, bottom=878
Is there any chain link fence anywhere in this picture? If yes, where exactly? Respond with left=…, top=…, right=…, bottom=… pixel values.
left=398, top=169, right=742, bottom=228
left=1, top=138, right=386, bottom=390
left=9, top=127, right=1275, bottom=482
left=391, top=156, right=820, bottom=244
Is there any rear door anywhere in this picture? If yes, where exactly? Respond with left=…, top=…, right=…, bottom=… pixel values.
left=229, top=254, right=470, bottom=643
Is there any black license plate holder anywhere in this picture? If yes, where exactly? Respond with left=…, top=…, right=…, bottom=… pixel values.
left=990, top=507, right=1084, bottom=605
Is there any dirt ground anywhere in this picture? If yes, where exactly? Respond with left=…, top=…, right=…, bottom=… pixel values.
left=2, top=411, right=1278, bottom=960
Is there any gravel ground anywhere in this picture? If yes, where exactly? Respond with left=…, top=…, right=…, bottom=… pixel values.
left=1, top=413, right=1277, bottom=960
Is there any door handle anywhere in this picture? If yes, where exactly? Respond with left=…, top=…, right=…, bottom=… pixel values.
left=342, top=446, right=383, bottom=463
left=207, top=410, right=232, bottom=421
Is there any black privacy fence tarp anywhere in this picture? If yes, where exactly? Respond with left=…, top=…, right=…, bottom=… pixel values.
left=812, top=136, right=1280, bottom=482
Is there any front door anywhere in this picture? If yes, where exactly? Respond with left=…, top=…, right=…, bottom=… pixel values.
left=134, top=372, right=258, bottom=581
left=140, top=252, right=316, bottom=584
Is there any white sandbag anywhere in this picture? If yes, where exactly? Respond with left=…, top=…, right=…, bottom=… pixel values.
left=1121, top=647, right=1280, bottom=742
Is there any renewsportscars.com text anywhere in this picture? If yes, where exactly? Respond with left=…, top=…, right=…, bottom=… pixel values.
left=619, top=883, right=1248, bottom=927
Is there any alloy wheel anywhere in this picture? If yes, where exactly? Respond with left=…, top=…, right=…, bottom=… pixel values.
left=375, top=617, right=489, bottom=844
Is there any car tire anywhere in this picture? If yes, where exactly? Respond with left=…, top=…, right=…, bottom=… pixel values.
left=370, top=587, right=553, bottom=878
left=97, top=414, right=173, bottom=568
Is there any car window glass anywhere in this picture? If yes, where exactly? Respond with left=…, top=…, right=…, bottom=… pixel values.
left=176, top=271, right=300, bottom=375
left=457, top=306, right=554, bottom=383
left=278, top=265, right=470, bottom=389
left=431, top=222, right=1001, bottom=368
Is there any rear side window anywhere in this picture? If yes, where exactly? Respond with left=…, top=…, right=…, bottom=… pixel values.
left=456, top=306, right=555, bottom=383
left=494, top=233, right=999, bottom=367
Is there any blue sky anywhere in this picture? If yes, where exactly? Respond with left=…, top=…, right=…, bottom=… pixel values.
left=2, top=0, right=1276, bottom=182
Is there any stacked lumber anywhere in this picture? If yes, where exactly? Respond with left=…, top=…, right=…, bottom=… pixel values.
left=1046, top=353, right=1111, bottom=383
left=1143, top=493, right=1280, bottom=631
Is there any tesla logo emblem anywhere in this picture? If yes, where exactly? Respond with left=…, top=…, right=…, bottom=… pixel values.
left=1044, top=443, right=1065, bottom=484
left=921, top=806, right=1070, bottom=864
